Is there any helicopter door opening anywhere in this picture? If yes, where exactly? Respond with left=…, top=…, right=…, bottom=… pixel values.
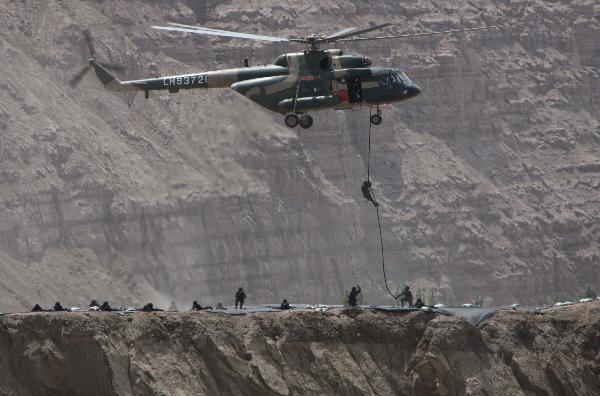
left=347, top=78, right=363, bottom=103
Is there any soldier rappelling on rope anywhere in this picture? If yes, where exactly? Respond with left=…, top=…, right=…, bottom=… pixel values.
left=362, top=180, right=379, bottom=207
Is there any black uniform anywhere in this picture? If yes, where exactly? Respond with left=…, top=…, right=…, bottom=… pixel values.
left=280, top=299, right=290, bottom=310
left=100, top=301, right=115, bottom=311
left=361, top=181, right=379, bottom=207
left=89, top=300, right=100, bottom=308
left=235, top=288, right=246, bottom=309
left=141, top=303, right=163, bottom=312
left=348, top=286, right=362, bottom=307
left=53, top=302, right=69, bottom=312
left=31, top=304, right=44, bottom=312
left=399, top=287, right=413, bottom=307
left=192, top=301, right=202, bottom=311
left=414, top=298, right=424, bottom=309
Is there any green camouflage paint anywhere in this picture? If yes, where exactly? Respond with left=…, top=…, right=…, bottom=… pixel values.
left=90, top=49, right=420, bottom=114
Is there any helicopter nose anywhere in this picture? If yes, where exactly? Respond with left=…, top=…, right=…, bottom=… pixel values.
left=408, top=84, right=421, bottom=97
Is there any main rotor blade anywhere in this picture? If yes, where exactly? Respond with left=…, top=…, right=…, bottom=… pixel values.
left=167, top=22, right=303, bottom=41
left=321, top=23, right=393, bottom=42
left=325, top=27, right=357, bottom=40
left=69, top=65, right=91, bottom=87
left=336, top=25, right=502, bottom=42
left=167, top=23, right=248, bottom=33
left=153, top=24, right=290, bottom=42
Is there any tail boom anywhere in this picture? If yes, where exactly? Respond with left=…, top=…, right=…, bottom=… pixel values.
left=89, top=60, right=288, bottom=94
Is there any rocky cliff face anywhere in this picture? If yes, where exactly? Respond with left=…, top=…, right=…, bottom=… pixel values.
left=0, top=0, right=598, bottom=311
left=0, top=303, right=598, bottom=395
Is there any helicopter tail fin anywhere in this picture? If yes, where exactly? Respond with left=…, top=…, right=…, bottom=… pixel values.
left=89, top=59, right=135, bottom=91
left=89, top=59, right=119, bottom=85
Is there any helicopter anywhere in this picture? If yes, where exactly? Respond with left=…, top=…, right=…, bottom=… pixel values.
left=80, top=23, right=499, bottom=128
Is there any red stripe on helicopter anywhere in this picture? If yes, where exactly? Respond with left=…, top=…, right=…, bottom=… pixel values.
left=335, top=90, right=349, bottom=101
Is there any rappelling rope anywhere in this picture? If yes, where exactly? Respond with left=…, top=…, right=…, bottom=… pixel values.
left=367, top=106, right=401, bottom=304
left=337, top=114, right=358, bottom=285
left=367, top=108, right=372, bottom=181
left=292, top=81, right=301, bottom=114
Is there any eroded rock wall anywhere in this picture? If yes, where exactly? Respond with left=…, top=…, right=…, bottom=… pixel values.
left=0, top=303, right=598, bottom=395
left=0, top=0, right=598, bottom=310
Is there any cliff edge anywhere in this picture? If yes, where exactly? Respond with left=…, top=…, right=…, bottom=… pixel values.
left=0, top=302, right=598, bottom=395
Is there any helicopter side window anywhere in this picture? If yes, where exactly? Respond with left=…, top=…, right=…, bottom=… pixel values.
left=379, top=75, right=394, bottom=90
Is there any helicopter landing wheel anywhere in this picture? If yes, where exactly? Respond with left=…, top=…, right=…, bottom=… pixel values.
left=285, top=114, right=300, bottom=128
left=370, top=113, right=383, bottom=125
left=300, top=114, right=313, bottom=129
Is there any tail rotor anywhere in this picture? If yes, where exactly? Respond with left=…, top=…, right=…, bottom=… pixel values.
left=69, top=30, right=124, bottom=88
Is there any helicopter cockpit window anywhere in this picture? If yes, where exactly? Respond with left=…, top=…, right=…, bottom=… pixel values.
left=379, top=74, right=407, bottom=90
left=397, top=72, right=412, bottom=86
left=378, top=75, right=392, bottom=89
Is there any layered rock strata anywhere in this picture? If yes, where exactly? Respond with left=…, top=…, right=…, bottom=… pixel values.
left=0, top=303, right=598, bottom=395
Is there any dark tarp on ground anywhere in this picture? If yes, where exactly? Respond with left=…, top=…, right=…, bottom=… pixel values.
left=374, top=306, right=422, bottom=313
left=263, top=304, right=313, bottom=309
left=207, top=304, right=348, bottom=315
left=436, top=307, right=538, bottom=325
left=435, top=307, right=499, bottom=325
left=8, top=305, right=538, bottom=325
left=375, top=306, right=538, bottom=326
left=206, top=306, right=283, bottom=315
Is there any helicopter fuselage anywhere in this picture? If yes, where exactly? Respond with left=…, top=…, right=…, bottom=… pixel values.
left=232, top=49, right=420, bottom=113
left=90, top=49, right=420, bottom=124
